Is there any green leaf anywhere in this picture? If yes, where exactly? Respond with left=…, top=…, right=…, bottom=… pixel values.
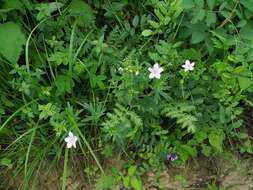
left=201, top=145, right=211, bottom=156
left=0, top=158, right=12, bottom=169
left=207, top=0, right=216, bottom=10
left=0, top=22, right=26, bottom=63
left=123, top=176, right=130, bottom=188
left=128, top=166, right=136, bottom=176
left=142, top=29, right=153, bottom=37
left=189, top=23, right=207, bottom=44
left=237, top=76, right=253, bottom=90
left=68, top=0, right=95, bottom=27
left=130, top=177, right=142, bottom=190
left=2, top=0, right=23, bottom=10
left=206, top=11, right=216, bottom=26
left=194, top=0, right=204, bottom=7
left=240, top=0, right=253, bottom=12
left=39, top=103, right=60, bottom=120
left=55, top=75, right=74, bottom=95
left=96, top=175, right=115, bottom=190
left=191, top=9, right=206, bottom=24
left=240, top=22, right=253, bottom=40
left=208, top=130, right=224, bottom=152
left=181, top=0, right=194, bottom=9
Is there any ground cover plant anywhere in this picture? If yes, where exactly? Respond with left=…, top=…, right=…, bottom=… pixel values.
left=0, top=0, right=253, bottom=189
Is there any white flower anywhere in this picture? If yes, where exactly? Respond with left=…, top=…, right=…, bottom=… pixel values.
left=135, top=71, right=139, bottom=75
left=148, top=63, right=164, bottom=79
left=64, top=131, right=78, bottom=149
left=182, top=60, right=195, bottom=72
left=118, top=67, right=123, bottom=72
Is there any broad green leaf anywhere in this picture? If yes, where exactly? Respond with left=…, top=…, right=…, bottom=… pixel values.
left=189, top=23, right=207, bottom=44
left=191, top=9, right=205, bottom=24
left=194, top=0, right=204, bottom=7
left=206, top=11, right=216, bottom=26
left=207, top=0, right=216, bottom=10
left=142, top=29, right=153, bottom=36
left=240, top=22, right=253, bottom=40
left=181, top=0, right=194, bottom=9
left=237, top=76, right=253, bottom=90
left=0, top=22, right=26, bottom=63
left=241, top=0, right=253, bottom=12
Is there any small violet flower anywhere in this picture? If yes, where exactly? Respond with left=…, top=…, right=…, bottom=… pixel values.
left=167, top=153, right=178, bottom=161
left=182, top=60, right=195, bottom=72
left=148, top=63, right=164, bottom=79
left=64, top=131, right=78, bottom=149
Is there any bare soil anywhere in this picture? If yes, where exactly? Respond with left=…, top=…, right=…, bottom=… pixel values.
left=1, top=153, right=253, bottom=190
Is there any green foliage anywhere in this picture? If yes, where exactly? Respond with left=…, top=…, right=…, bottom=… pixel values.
left=162, top=102, right=197, bottom=133
left=0, top=22, right=26, bottom=63
left=102, top=104, right=143, bottom=147
left=0, top=0, right=253, bottom=189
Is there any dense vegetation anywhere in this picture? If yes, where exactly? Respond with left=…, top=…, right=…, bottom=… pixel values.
left=0, top=0, right=253, bottom=189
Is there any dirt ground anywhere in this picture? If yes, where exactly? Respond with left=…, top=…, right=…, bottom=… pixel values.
left=1, top=153, right=253, bottom=190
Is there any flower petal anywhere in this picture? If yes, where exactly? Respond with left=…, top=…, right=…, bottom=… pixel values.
left=185, top=60, right=190, bottom=65
left=67, top=142, right=72, bottom=148
left=68, top=131, right=73, bottom=137
left=64, top=137, right=70, bottom=143
left=149, top=73, right=155, bottom=79
left=155, top=73, right=161, bottom=79
left=154, top=63, right=159, bottom=68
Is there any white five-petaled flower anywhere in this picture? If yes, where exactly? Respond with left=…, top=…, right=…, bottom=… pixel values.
left=64, top=131, right=78, bottom=149
left=148, top=63, right=164, bottom=79
left=182, top=60, right=195, bottom=72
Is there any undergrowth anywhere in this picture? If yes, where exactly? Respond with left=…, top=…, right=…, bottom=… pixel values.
left=0, top=0, right=253, bottom=189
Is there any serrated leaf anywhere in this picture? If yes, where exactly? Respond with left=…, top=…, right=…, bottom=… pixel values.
left=0, top=22, right=26, bottom=63
left=39, top=103, right=60, bottom=120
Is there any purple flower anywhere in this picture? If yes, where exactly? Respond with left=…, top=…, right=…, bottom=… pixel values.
left=167, top=153, right=178, bottom=161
